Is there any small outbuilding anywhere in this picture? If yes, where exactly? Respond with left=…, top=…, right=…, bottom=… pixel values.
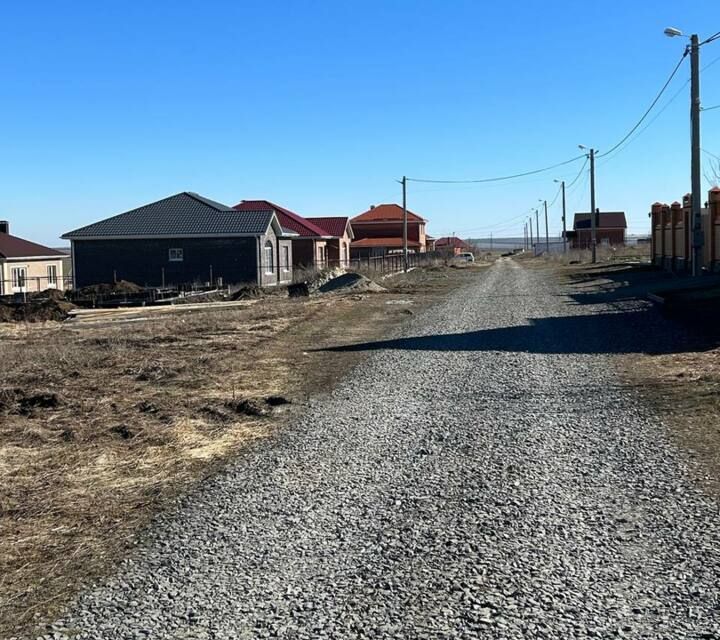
left=62, top=192, right=294, bottom=288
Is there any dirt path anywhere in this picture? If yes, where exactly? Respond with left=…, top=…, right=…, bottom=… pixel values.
left=38, top=260, right=720, bottom=639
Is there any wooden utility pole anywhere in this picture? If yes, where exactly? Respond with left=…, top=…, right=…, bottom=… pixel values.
left=560, top=180, right=567, bottom=252
left=690, top=34, right=703, bottom=276
left=589, top=148, right=597, bottom=263
left=543, top=200, right=549, bottom=254
left=535, top=209, right=540, bottom=256
left=402, top=176, right=408, bottom=272
left=529, top=216, right=534, bottom=252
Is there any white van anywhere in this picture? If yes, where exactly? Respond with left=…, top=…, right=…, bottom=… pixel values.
left=456, top=252, right=475, bottom=263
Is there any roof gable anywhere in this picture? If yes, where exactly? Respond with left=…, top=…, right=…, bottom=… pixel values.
left=351, top=204, right=426, bottom=223
left=0, top=233, right=66, bottom=259
left=63, top=192, right=275, bottom=239
left=306, top=216, right=353, bottom=239
left=233, top=200, right=330, bottom=238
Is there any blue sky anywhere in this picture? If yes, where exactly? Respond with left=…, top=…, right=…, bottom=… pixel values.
left=1, top=1, right=719, bottom=244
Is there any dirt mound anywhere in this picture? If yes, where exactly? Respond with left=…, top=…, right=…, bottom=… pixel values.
left=289, top=268, right=347, bottom=297
left=0, top=298, right=76, bottom=323
left=318, top=272, right=386, bottom=294
left=231, top=285, right=263, bottom=300
left=78, top=280, right=143, bottom=296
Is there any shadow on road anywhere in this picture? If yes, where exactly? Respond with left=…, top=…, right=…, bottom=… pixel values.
left=315, top=308, right=699, bottom=355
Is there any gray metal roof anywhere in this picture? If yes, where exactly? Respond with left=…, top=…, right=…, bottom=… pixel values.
left=62, top=192, right=276, bottom=239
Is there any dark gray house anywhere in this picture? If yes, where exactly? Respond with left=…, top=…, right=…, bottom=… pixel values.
left=62, top=192, right=295, bottom=288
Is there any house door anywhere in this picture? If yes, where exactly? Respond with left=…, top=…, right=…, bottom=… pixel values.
left=11, top=266, right=27, bottom=293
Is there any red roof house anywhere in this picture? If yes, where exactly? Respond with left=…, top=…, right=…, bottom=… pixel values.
left=306, top=217, right=354, bottom=266
left=233, top=200, right=332, bottom=268
left=350, top=204, right=428, bottom=257
left=570, top=211, right=627, bottom=248
left=0, top=221, right=67, bottom=294
left=434, top=236, right=473, bottom=255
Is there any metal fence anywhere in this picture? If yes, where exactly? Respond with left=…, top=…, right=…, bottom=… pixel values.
left=0, top=276, right=73, bottom=297
left=345, top=251, right=444, bottom=274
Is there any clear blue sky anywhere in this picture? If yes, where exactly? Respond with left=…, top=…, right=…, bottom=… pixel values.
left=1, top=1, right=719, bottom=244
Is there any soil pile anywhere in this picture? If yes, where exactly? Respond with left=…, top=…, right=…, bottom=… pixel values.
left=230, top=285, right=263, bottom=300
left=78, top=280, right=143, bottom=296
left=0, top=297, right=76, bottom=323
left=318, top=272, right=386, bottom=294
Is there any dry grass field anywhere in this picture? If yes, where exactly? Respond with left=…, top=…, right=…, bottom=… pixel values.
left=0, top=265, right=485, bottom=639
left=620, top=348, right=720, bottom=496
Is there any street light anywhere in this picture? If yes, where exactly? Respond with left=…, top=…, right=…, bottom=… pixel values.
left=664, top=26, right=720, bottom=275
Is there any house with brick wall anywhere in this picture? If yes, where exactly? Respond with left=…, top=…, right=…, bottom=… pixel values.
left=568, top=212, right=627, bottom=249
left=350, top=204, right=428, bottom=258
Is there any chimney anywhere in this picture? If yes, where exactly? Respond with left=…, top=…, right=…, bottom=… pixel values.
left=0, top=221, right=8, bottom=234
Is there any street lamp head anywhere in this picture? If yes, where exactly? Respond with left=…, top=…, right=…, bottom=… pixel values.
left=664, top=27, right=684, bottom=38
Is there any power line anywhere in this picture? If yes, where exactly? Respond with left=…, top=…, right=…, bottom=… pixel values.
left=701, top=31, right=720, bottom=46
left=597, top=50, right=689, bottom=159
left=405, top=154, right=586, bottom=184
left=703, top=104, right=720, bottom=111
left=565, top=157, right=589, bottom=189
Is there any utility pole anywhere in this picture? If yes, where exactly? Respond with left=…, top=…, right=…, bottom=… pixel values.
left=524, top=223, right=528, bottom=251
left=543, top=200, right=549, bottom=254
left=402, top=176, right=408, bottom=272
left=690, top=34, right=703, bottom=276
left=535, top=209, right=540, bottom=256
left=589, top=148, right=597, bottom=263
left=529, top=216, right=533, bottom=251
left=490, top=232, right=493, bottom=252
left=560, top=180, right=567, bottom=253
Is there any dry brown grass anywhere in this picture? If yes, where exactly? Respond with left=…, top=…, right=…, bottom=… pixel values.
left=619, top=348, right=720, bottom=496
left=0, top=266, right=478, bottom=639
left=516, top=244, right=652, bottom=268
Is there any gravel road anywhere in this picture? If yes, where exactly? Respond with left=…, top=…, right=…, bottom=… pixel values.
left=42, top=259, right=720, bottom=639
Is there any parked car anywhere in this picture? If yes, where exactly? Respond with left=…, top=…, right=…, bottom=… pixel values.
left=456, top=252, right=475, bottom=263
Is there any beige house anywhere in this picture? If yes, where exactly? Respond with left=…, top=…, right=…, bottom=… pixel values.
left=306, top=217, right=355, bottom=267
left=0, top=221, right=67, bottom=295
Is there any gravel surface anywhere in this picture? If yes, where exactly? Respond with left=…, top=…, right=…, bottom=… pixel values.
left=39, top=259, right=720, bottom=639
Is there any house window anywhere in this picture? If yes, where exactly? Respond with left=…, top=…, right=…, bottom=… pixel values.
left=169, top=248, right=184, bottom=262
left=282, top=245, right=290, bottom=272
left=264, top=241, right=274, bottom=274
left=11, top=267, right=27, bottom=290
left=47, top=264, right=58, bottom=287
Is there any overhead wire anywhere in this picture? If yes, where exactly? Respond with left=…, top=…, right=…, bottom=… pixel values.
left=405, top=154, right=586, bottom=185
left=403, top=40, right=720, bottom=240
left=701, top=31, right=720, bottom=45
left=596, top=50, right=689, bottom=159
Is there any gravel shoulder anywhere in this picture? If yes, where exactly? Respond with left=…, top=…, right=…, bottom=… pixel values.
left=37, top=258, right=720, bottom=640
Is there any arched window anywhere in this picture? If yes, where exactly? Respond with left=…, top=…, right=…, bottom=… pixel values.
left=264, top=241, right=274, bottom=274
